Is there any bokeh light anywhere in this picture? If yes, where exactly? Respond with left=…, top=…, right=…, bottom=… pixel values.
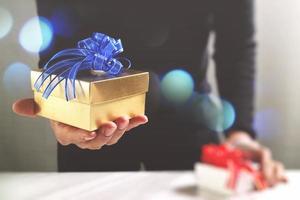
left=160, top=69, right=194, bottom=104
left=254, top=109, right=281, bottom=139
left=192, top=94, right=221, bottom=131
left=19, top=16, right=53, bottom=53
left=0, top=7, right=13, bottom=39
left=191, top=94, right=236, bottom=132
left=2, top=62, right=31, bottom=97
left=221, top=100, right=236, bottom=131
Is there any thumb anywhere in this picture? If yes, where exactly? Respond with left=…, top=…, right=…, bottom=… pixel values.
left=12, top=98, right=38, bottom=117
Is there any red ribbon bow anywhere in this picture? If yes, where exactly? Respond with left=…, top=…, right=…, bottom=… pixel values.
left=201, top=144, right=268, bottom=190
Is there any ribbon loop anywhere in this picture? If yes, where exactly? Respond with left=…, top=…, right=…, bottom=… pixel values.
left=77, top=38, right=99, bottom=52
left=34, top=32, right=129, bottom=101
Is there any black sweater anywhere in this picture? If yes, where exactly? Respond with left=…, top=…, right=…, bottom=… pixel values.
left=36, top=0, right=256, bottom=171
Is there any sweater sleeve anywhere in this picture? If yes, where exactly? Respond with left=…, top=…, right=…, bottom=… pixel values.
left=212, top=0, right=257, bottom=138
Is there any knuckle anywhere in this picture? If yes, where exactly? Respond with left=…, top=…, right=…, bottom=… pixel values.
left=93, top=146, right=102, bottom=150
left=56, top=136, right=71, bottom=146
left=58, top=139, right=70, bottom=146
left=90, top=144, right=102, bottom=150
left=107, top=140, right=117, bottom=146
left=76, top=144, right=87, bottom=149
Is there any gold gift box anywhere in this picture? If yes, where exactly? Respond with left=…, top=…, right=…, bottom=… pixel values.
left=31, top=69, right=149, bottom=131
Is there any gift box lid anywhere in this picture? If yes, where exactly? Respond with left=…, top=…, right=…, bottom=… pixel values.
left=31, top=69, right=149, bottom=104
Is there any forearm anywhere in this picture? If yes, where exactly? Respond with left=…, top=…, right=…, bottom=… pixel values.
left=212, top=0, right=256, bottom=138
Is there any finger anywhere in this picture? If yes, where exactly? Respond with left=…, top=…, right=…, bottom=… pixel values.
left=81, top=122, right=117, bottom=150
left=12, top=98, right=38, bottom=117
left=126, top=115, right=148, bottom=131
left=269, top=162, right=278, bottom=187
left=274, top=161, right=288, bottom=183
left=106, top=116, right=129, bottom=145
left=260, top=147, right=274, bottom=186
left=50, top=120, right=97, bottom=146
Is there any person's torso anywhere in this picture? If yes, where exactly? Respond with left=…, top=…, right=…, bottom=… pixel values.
left=37, top=0, right=218, bottom=150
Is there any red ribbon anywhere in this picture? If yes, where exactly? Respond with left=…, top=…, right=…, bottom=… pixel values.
left=201, top=144, right=268, bottom=190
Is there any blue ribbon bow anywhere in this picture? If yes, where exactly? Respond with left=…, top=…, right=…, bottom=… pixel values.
left=34, top=32, right=130, bottom=101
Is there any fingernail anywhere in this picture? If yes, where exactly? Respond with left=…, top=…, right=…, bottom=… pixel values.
left=144, top=116, right=148, bottom=122
left=141, top=120, right=148, bottom=125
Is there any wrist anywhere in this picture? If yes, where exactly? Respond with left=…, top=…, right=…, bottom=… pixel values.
left=226, top=131, right=260, bottom=149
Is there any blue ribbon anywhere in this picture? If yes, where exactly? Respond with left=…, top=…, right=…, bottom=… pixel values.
left=34, top=32, right=131, bottom=101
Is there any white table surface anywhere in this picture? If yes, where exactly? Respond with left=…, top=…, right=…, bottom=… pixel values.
left=0, top=170, right=299, bottom=200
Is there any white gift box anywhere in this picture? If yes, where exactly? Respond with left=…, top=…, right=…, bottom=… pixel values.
left=194, top=163, right=255, bottom=198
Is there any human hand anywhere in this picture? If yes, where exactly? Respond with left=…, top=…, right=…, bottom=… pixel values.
left=12, top=98, right=148, bottom=150
left=225, top=131, right=288, bottom=187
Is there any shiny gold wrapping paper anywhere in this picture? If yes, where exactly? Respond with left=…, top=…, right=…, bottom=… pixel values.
left=31, top=69, right=149, bottom=131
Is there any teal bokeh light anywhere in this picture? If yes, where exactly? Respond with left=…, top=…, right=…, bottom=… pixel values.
left=0, top=7, right=13, bottom=39
left=192, top=94, right=236, bottom=132
left=221, top=100, right=236, bottom=131
left=19, top=16, right=53, bottom=53
left=192, top=94, right=221, bottom=131
left=161, top=69, right=194, bottom=104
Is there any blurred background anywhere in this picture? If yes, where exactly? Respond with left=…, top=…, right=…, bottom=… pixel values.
left=0, top=0, right=299, bottom=171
